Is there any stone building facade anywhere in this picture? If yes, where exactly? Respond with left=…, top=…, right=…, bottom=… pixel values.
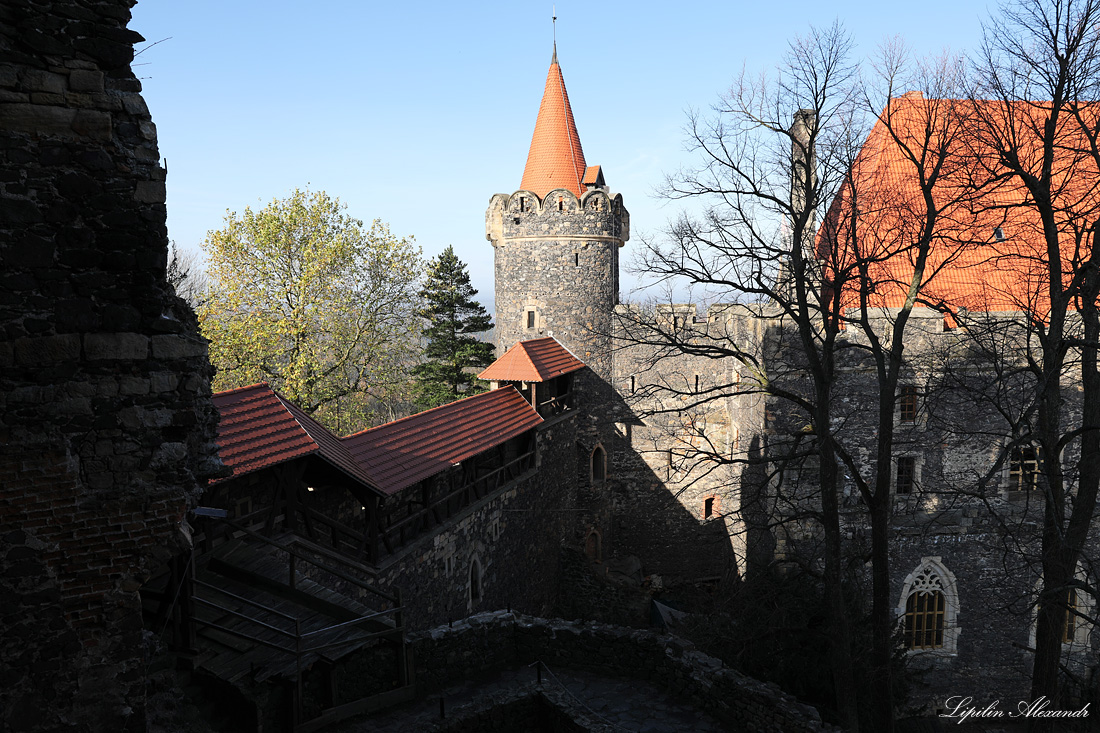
left=487, top=49, right=1100, bottom=715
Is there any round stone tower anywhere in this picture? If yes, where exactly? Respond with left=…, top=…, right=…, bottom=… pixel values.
left=486, top=46, right=629, bottom=381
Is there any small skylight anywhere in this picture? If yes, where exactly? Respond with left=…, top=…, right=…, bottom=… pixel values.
left=994, top=227, right=1006, bottom=242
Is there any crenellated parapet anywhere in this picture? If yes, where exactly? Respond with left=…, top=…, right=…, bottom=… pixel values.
left=486, top=188, right=629, bottom=246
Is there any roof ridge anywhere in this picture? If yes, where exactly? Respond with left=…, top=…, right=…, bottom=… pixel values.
left=214, top=381, right=271, bottom=398
left=343, top=387, right=515, bottom=439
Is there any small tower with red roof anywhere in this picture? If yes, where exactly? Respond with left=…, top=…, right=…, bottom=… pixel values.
left=486, top=46, right=629, bottom=380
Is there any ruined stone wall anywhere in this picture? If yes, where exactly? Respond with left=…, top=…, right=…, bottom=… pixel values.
left=398, top=611, right=834, bottom=732
left=0, top=2, right=221, bottom=730
left=371, top=414, right=580, bottom=629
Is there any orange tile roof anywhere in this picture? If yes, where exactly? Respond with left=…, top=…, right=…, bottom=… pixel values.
left=341, top=387, right=543, bottom=495
left=821, top=94, right=1100, bottom=314
left=211, top=383, right=380, bottom=491
left=582, top=165, right=604, bottom=187
left=478, top=337, right=587, bottom=383
left=519, top=50, right=588, bottom=198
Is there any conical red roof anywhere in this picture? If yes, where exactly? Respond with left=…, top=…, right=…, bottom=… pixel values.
left=520, top=48, right=588, bottom=198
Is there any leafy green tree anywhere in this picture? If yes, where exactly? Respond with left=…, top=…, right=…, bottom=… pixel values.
left=413, top=246, right=495, bottom=408
left=198, top=189, right=422, bottom=432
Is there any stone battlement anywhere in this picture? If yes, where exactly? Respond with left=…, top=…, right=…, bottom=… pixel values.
left=486, top=188, right=629, bottom=245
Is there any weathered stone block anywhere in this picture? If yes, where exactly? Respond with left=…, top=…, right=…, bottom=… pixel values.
left=68, top=70, right=104, bottom=93
left=84, top=332, right=148, bottom=360
left=13, top=334, right=81, bottom=365
left=151, top=334, right=204, bottom=359
left=133, top=181, right=164, bottom=203
left=21, top=69, right=66, bottom=94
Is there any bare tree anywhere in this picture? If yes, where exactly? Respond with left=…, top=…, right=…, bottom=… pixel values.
left=166, top=241, right=207, bottom=309
left=614, top=25, right=975, bottom=731
left=966, top=0, right=1100, bottom=724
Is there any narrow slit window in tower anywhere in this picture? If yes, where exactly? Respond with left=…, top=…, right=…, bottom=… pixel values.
left=526, top=310, right=535, bottom=329
left=574, top=252, right=579, bottom=266
left=519, top=196, right=526, bottom=212
left=704, top=497, right=715, bottom=519
left=558, top=196, right=564, bottom=211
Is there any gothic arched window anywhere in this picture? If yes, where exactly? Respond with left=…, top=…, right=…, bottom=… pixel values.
left=590, top=445, right=607, bottom=485
left=897, top=558, right=960, bottom=654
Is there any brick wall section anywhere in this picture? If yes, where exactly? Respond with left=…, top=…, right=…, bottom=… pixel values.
left=0, top=2, right=221, bottom=731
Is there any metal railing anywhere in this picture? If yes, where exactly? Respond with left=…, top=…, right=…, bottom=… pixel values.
left=186, top=519, right=407, bottom=730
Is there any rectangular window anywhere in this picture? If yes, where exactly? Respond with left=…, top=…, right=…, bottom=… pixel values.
left=630, top=376, right=636, bottom=394
left=526, top=310, right=535, bottom=329
left=694, top=374, right=700, bottom=393
left=1064, top=588, right=1078, bottom=643
left=898, top=386, right=918, bottom=423
left=896, top=456, right=916, bottom=494
left=704, top=497, right=715, bottom=519
left=1009, top=446, right=1039, bottom=491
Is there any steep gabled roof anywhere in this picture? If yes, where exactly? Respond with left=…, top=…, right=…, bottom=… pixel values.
left=478, top=337, right=587, bottom=383
left=341, top=387, right=542, bottom=495
left=211, top=383, right=380, bottom=492
left=821, top=93, right=1100, bottom=314
left=519, top=48, right=588, bottom=198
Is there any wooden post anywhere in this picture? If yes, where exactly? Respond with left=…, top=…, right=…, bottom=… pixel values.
left=294, top=617, right=303, bottom=726
left=180, top=550, right=197, bottom=654
left=368, top=495, right=380, bottom=563
left=395, top=588, right=408, bottom=687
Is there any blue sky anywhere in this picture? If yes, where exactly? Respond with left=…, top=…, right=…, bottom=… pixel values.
left=130, top=1, right=989, bottom=310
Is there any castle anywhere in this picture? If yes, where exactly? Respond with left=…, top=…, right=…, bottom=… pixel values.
left=2, top=4, right=1097, bottom=730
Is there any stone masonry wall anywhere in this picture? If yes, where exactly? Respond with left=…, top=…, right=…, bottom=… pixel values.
left=404, top=611, right=834, bottom=733
left=486, top=188, right=626, bottom=381
left=371, top=413, right=579, bottom=629
left=0, top=2, right=221, bottom=731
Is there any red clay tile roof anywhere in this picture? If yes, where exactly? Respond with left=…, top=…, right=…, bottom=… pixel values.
left=520, top=52, right=588, bottom=198
left=582, top=165, right=604, bottom=187
left=821, top=94, right=1100, bottom=314
left=211, top=383, right=380, bottom=491
left=478, top=337, right=587, bottom=383
left=341, top=387, right=542, bottom=495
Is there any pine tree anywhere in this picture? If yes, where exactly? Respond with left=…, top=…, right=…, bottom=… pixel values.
left=413, top=246, right=495, bottom=408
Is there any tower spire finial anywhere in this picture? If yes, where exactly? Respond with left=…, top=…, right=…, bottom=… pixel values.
left=552, top=5, right=557, bottom=64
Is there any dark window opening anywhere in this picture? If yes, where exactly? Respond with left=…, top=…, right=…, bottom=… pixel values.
left=896, top=457, right=916, bottom=494
left=704, top=497, right=715, bottom=519
left=585, top=531, right=601, bottom=562
left=558, top=196, right=563, bottom=212
left=526, top=310, right=535, bottom=329
left=898, top=386, right=918, bottom=422
left=574, top=252, right=579, bottom=266
left=694, top=374, right=700, bottom=393
left=630, top=376, right=636, bottom=394
left=994, top=226, right=1006, bottom=242
left=519, top=196, right=526, bottom=212
left=1009, top=446, right=1039, bottom=491
left=1064, top=588, right=1078, bottom=642
left=591, top=446, right=607, bottom=484
left=904, top=590, right=945, bottom=649
left=470, top=561, right=481, bottom=603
